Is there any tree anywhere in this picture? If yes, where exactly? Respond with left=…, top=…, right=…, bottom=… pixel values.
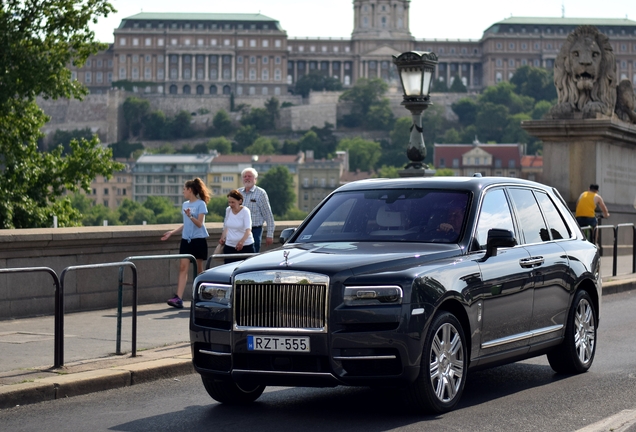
left=0, top=0, right=121, bottom=228
left=480, top=82, right=534, bottom=115
left=377, top=165, right=400, bottom=178
left=167, top=111, right=194, bottom=139
left=123, top=97, right=150, bottom=138
left=306, top=123, right=338, bottom=159
left=510, top=66, right=557, bottom=102
left=207, top=196, right=228, bottom=220
left=449, top=76, right=468, bottom=93
left=245, top=137, right=276, bottom=155
left=206, top=137, right=232, bottom=154
left=366, top=98, right=395, bottom=131
left=233, top=125, right=259, bottom=153
left=297, top=131, right=322, bottom=156
left=144, top=111, right=168, bottom=140
left=109, top=141, right=144, bottom=159
left=294, top=71, right=343, bottom=98
left=431, top=78, right=448, bottom=93
left=386, top=117, right=412, bottom=167
left=143, top=196, right=181, bottom=223
left=50, top=128, right=95, bottom=155
left=443, top=128, right=462, bottom=144
left=240, top=107, right=272, bottom=131
left=475, top=102, right=509, bottom=143
left=531, top=100, right=553, bottom=120
left=337, top=137, right=382, bottom=172
left=264, top=97, right=281, bottom=128
left=211, top=109, right=234, bottom=136
left=117, top=199, right=156, bottom=225
left=339, top=78, right=390, bottom=129
left=451, top=98, right=478, bottom=126
left=258, top=166, right=296, bottom=217
left=434, top=168, right=456, bottom=177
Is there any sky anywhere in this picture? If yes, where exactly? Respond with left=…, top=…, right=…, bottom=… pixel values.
left=92, top=0, right=635, bottom=43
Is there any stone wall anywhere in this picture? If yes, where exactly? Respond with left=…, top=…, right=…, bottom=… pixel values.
left=0, top=222, right=300, bottom=320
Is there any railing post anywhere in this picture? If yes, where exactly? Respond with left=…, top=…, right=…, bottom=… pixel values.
left=613, top=225, right=618, bottom=277
left=633, top=225, right=636, bottom=274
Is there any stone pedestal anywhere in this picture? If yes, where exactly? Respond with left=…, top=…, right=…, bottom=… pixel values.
left=398, top=166, right=436, bottom=178
left=522, top=118, right=636, bottom=213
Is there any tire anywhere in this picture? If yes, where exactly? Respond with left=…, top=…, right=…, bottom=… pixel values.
left=547, top=290, right=597, bottom=374
left=406, top=311, right=468, bottom=414
left=201, top=376, right=265, bottom=404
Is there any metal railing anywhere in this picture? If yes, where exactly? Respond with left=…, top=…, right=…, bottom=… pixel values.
left=60, top=262, right=137, bottom=367
left=581, top=223, right=636, bottom=277
left=0, top=267, right=62, bottom=368
left=116, top=254, right=197, bottom=355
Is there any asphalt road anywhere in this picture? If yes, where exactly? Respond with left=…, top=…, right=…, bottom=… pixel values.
left=1, top=291, right=635, bottom=432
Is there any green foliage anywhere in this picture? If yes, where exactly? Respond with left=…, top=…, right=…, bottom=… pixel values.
left=144, top=111, right=168, bottom=140
left=109, top=141, right=144, bottom=159
left=281, top=207, right=308, bottom=221
left=258, top=166, right=296, bottom=217
left=206, top=137, right=232, bottom=154
left=502, top=113, right=532, bottom=144
left=211, top=109, right=234, bottom=136
left=337, top=137, right=382, bottom=172
left=451, top=98, right=478, bottom=126
left=376, top=165, right=400, bottom=178
left=386, top=117, right=412, bottom=167
left=281, top=102, right=294, bottom=108
left=240, top=107, right=272, bottom=131
left=50, top=128, right=95, bottom=155
left=434, top=168, right=456, bottom=177
left=305, top=123, right=338, bottom=159
left=207, top=196, right=228, bottom=219
left=142, top=196, right=181, bottom=223
left=480, top=82, right=534, bottom=115
left=531, top=100, right=553, bottom=120
left=245, top=137, right=276, bottom=155
left=233, top=125, right=259, bottom=153
left=264, top=98, right=281, bottom=128
left=0, top=0, right=120, bottom=228
left=168, top=111, right=195, bottom=139
left=297, top=131, right=322, bottom=156
left=449, top=76, right=468, bottom=93
left=117, top=199, right=155, bottom=225
left=510, top=66, right=557, bottom=102
left=431, top=79, right=448, bottom=93
left=123, top=97, right=150, bottom=138
left=339, top=78, right=392, bottom=130
left=475, top=102, right=510, bottom=142
left=294, top=72, right=343, bottom=98
left=420, top=105, right=448, bottom=163
left=443, top=128, right=462, bottom=143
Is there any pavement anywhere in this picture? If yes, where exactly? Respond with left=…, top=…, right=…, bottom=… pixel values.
left=0, top=265, right=635, bottom=411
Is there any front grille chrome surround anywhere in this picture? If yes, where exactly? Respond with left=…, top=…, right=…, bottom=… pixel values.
left=233, top=271, right=329, bottom=332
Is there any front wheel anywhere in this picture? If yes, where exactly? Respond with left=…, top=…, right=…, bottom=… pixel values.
left=547, top=290, right=597, bottom=374
left=201, top=376, right=265, bottom=404
left=406, top=311, right=468, bottom=414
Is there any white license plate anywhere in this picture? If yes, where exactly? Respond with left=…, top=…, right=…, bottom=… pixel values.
left=247, top=335, right=310, bottom=352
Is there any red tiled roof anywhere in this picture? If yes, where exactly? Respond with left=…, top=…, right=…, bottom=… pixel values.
left=521, top=155, right=543, bottom=168
left=340, top=170, right=375, bottom=183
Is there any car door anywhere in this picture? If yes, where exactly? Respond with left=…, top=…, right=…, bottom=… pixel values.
left=508, top=189, right=572, bottom=344
left=469, top=188, right=534, bottom=359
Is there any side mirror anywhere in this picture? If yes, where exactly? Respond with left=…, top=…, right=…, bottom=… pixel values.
left=485, top=228, right=517, bottom=258
left=279, top=227, right=296, bottom=244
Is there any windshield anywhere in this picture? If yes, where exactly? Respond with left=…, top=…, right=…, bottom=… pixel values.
left=295, top=189, right=470, bottom=244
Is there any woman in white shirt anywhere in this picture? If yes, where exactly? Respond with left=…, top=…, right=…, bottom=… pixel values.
left=219, top=189, right=255, bottom=263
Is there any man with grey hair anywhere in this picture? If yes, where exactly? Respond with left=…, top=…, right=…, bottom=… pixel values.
left=239, top=167, right=275, bottom=252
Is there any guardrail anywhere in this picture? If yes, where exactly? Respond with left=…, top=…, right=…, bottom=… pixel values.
left=116, top=254, right=196, bottom=355
left=0, top=267, right=62, bottom=367
left=581, top=223, right=635, bottom=277
left=60, top=262, right=137, bottom=367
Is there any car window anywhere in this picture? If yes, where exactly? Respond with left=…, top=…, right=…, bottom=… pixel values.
left=508, top=188, right=549, bottom=244
left=475, top=188, right=515, bottom=249
left=294, top=189, right=470, bottom=243
left=534, top=191, right=571, bottom=240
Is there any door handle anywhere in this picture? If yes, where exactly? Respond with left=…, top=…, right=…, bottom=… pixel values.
left=519, top=256, right=544, bottom=268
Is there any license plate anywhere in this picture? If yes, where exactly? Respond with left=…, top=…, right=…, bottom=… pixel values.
left=247, top=335, right=310, bottom=352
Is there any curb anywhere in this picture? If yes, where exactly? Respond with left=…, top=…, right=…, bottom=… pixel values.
left=0, top=356, right=194, bottom=409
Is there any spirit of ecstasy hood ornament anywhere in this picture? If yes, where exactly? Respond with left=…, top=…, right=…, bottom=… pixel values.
left=281, top=250, right=291, bottom=267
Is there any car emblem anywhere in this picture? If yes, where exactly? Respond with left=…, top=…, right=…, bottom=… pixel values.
left=274, top=272, right=282, bottom=283
left=280, top=251, right=291, bottom=267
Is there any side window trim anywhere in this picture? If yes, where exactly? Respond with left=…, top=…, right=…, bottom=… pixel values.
left=470, top=186, right=520, bottom=252
left=534, top=190, right=573, bottom=241
left=507, top=186, right=552, bottom=245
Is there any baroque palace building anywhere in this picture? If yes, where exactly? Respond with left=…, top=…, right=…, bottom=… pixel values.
left=73, top=1, right=636, bottom=96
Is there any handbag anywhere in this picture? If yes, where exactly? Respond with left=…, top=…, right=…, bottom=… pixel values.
left=213, top=243, right=223, bottom=255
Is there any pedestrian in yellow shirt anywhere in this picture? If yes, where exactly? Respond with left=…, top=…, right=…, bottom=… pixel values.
left=575, top=184, right=610, bottom=241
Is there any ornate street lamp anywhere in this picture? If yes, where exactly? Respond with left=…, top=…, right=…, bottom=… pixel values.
left=392, top=51, right=438, bottom=174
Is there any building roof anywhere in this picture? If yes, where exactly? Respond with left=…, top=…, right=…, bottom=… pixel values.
left=120, top=12, right=279, bottom=23
left=340, top=170, right=376, bottom=184
left=521, top=155, right=543, bottom=168
left=434, top=143, right=522, bottom=167
left=211, top=155, right=254, bottom=164
left=491, top=17, right=636, bottom=27
left=136, top=154, right=215, bottom=164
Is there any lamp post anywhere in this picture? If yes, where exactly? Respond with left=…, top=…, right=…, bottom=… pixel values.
left=392, top=51, right=438, bottom=177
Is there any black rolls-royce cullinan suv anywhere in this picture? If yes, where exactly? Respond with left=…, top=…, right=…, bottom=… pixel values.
left=189, top=176, right=601, bottom=413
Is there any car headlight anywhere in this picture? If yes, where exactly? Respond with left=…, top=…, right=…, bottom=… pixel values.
left=343, top=286, right=403, bottom=306
left=198, top=283, right=232, bottom=305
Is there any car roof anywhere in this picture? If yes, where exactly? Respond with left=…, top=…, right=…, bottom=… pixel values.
left=336, top=176, right=547, bottom=194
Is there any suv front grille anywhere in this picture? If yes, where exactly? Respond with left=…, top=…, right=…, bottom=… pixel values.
left=235, top=282, right=327, bottom=329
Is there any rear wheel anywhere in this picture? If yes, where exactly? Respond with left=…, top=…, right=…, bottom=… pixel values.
left=406, top=311, right=467, bottom=414
left=201, top=376, right=265, bottom=404
left=547, top=290, right=597, bottom=374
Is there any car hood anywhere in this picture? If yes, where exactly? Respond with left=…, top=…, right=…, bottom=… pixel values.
left=201, top=242, right=464, bottom=283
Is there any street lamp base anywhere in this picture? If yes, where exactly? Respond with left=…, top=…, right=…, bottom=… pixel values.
left=398, top=165, right=437, bottom=178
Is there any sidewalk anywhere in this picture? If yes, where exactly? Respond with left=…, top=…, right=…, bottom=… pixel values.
left=1, top=272, right=635, bottom=410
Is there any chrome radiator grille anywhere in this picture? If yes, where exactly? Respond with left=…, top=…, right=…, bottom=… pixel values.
left=235, top=283, right=327, bottom=330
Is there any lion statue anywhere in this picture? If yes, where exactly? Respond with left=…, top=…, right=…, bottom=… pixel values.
left=615, top=79, right=636, bottom=123
left=548, top=25, right=617, bottom=119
